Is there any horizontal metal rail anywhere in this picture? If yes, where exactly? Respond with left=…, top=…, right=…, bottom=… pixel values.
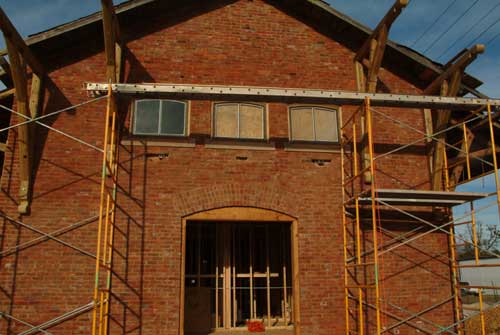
left=85, top=82, right=500, bottom=109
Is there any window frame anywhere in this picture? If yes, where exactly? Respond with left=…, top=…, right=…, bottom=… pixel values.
left=212, top=102, right=267, bottom=140
left=132, top=99, right=188, bottom=137
left=289, top=105, right=339, bottom=143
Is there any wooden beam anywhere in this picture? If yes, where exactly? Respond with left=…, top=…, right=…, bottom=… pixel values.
left=353, top=1, right=407, bottom=183
left=431, top=81, right=450, bottom=191
left=0, top=87, right=14, bottom=100
left=366, top=24, right=388, bottom=93
left=4, top=36, right=31, bottom=214
left=0, top=7, right=44, bottom=76
left=424, top=45, right=484, bottom=95
left=0, top=142, right=6, bottom=152
left=450, top=126, right=475, bottom=185
left=427, top=46, right=485, bottom=190
left=101, top=0, right=120, bottom=83
left=449, top=146, right=500, bottom=166
left=29, top=73, right=44, bottom=119
left=354, top=0, right=408, bottom=62
left=115, top=42, right=122, bottom=83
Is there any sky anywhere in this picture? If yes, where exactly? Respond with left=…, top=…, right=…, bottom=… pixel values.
left=0, top=0, right=499, bottom=243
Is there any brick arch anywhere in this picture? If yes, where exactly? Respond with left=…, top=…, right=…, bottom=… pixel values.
left=177, top=184, right=302, bottom=335
left=172, top=183, right=299, bottom=219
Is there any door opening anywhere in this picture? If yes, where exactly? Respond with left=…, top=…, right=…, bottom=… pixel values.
left=184, top=221, right=294, bottom=334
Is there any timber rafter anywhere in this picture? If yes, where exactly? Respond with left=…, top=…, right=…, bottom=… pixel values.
left=354, top=0, right=408, bottom=93
left=426, top=45, right=485, bottom=190
left=353, top=0, right=408, bottom=182
left=0, top=6, right=46, bottom=213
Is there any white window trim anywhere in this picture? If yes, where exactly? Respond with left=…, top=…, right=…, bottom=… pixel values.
left=289, top=106, right=339, bottom=143
left=213, top=102, right=266, bottom=140
left=133, top=99, right=188, bottom=136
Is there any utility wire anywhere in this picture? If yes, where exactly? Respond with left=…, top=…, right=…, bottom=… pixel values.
left=485, top=28, right=500, bottom=46
left=437, top=0, right=500, bottom=60
left=410, top=0, right=459, bottom=47
left=469, top=16, right=500, bottom=47
left=423, top=0, right=481, bottom=54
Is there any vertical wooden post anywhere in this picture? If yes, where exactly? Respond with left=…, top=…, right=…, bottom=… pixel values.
left=266, top=225, right=271, bottom=327
left=291, top=220, right=300, bottom=335
left=250, top=225, right=254, bottom=320
left=215, top=223, right=219, bottom=329
left=223, top=223, right=231, bottom=329
left=282, top=225, right=288, bottom=326
left=232, top=226, right=237, bottom=328
left=4, top=37, right=30, bottom=214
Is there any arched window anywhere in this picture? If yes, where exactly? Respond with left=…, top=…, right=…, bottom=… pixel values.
left=214, top=103, right=265, bottom=139
left=289, top=106, right=338, bottom=142
left=133, top=99, right=187, bottom=136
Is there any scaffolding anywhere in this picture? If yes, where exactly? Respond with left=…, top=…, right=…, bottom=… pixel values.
left=341, top=98, right=500, bottom=334
left=0, top=76, right=498, bottom=334
left=0, top=0, right=498, bottom=334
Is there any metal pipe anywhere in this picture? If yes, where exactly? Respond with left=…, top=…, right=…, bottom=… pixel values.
left=0, top=212, right=96, bottom=259
left=0, top=103, right=104, bottom=153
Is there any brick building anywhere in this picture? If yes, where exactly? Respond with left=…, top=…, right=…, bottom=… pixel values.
left=0, top=1, right=499, bottom=335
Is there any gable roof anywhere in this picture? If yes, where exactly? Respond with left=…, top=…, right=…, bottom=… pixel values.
left=0, top=0, right=484, bottom=95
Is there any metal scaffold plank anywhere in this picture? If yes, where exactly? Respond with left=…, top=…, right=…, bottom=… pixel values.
left=84, top=82, right=500, bottom=109
left=356, top=188, right=491, bottom=207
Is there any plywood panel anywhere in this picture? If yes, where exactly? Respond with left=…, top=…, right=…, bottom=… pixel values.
left=290, top=108, right=314, bottom=141
left=185, top=287, right=212, bottom=334
left=314, top=108, right=338, bottom=142
left=240, top=104, right=264, bottom=139
left=215, top=104, right=238, bottom=138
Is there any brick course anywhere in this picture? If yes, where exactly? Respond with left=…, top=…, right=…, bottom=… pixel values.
left=0, top=1, right=453, bottom=335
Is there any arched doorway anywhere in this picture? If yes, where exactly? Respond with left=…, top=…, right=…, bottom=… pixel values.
left=180, top=207, right=300, bottom=335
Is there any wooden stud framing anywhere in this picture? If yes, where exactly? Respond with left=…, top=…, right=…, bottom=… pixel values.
left=180, top=208, right=300, bottom=335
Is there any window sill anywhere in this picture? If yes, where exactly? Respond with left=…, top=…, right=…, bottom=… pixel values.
left=121, top=137, right=196, bottom=148
left=205, top=139, right=275, bottom=151
left=284, top=142, right=340, bottom=153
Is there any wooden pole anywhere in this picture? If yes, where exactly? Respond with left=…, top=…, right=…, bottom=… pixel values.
left=4, top=37, right=30, bottom=213
left=266, top=225, right=271, bottom=327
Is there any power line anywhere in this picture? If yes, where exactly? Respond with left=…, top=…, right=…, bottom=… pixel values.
left=410, top=0, right=458, bottom=48
left=423, top=0, right=481, bottom=54
left=469, top=17, right=500, bottom=47
left=437, top=1, right=500, bottom=60
left=485, top=29, right=500, bottom=46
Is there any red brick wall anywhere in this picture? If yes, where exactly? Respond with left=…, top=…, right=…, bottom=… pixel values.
left=0, top=1, right=453, bottom=335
